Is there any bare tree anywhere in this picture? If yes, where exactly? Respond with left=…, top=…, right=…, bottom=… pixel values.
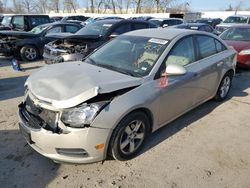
left=12, top=0, right=24, bottom=13
left=49, top=0, right=60, bottom=13
left=36, top=0, right=48, bottom=13
left=63, top=0, right=78, bottom=13
left=21, top=0, right=37, bottom=13
left=134, top=0, right=142, bottom=13
left=125, top=0, right=131, bottom=13
left=90, top=0, right=94, bottom=13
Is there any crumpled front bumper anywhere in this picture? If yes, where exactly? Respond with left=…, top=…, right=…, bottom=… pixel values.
left=18, top=103, right=111, bottom=164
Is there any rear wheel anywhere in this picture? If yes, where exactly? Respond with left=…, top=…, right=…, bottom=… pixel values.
left=109, top=111, right=150, bottom=161
left=215, top=72, right=233, bottom=101
left=20, top=45, right=39, bottom=61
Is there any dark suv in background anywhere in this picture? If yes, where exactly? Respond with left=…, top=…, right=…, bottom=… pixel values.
left=0, top=15, right=50, bottom=31
left=43, top=19, right=157, bottom=64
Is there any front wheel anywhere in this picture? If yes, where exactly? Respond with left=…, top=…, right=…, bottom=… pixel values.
left=215, top=73, right=233, bottom=101
left=20, top=45, right=39, bottom=61
left=109, top=112, right=150, bottom=161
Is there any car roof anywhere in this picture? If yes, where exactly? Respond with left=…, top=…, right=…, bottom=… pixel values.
left=124, top=28, right=202, bottom=40
left=37, top=22, right=80, bottom=28
left=178, top=23, right=208, bottom=27
left=228, top=24, right=250, bottom=28
left=227, top=15, right=250, bottom=17
left=150, top=18, right=182, bottom=21
left=94, top=19, right=152, bottom=25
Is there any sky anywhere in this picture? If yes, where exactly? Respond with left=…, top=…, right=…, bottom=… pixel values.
left=187, top=0, right=250, bottom=11
left=6, top=0, right=250, bottom=12
left=77, top=0, right=250, bottom=11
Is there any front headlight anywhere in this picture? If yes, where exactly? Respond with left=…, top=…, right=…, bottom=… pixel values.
left=61, top=102, right=108, bottom=128
left=239, top=49, right=250, bottom=55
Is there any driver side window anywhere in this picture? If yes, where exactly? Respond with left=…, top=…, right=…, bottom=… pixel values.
left=164, top=36, right=195, bottom=67
left=46, top=26, right=62, bottom=34
left=155, top=37, right=195, bottom=79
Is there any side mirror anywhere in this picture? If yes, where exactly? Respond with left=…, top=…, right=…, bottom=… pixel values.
left=163, top=64, right=187, bottom=76
left=162, top=24, right=168, bottom=28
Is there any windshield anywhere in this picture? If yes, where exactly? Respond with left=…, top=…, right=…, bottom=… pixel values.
left=1, top=16, right=11, bottom=26
left=75, top=21, right=114, bottom=36
left=223, top=16, right=248, bottom=24
left=220, top=27, right=250, bottom=41
left=85, top=35, right=168, bottom=77
left=30, top=25, right=48, bottom=34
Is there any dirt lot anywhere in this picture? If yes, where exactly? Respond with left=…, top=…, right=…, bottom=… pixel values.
left=0, top=58, right=250, bottom=188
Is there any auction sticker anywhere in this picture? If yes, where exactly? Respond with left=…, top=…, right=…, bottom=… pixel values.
left=148, top=38, right=168, bottom=45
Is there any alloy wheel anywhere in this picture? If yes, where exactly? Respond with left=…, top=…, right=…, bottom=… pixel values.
left=119, top=120, right=145, bottom=155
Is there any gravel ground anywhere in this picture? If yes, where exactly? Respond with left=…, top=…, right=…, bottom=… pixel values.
left=0, top=58, right=250, bottom=188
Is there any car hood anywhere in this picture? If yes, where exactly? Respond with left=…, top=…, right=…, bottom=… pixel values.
left=0, top=31, right=37, bottom=38
left=46, top=33, right=101, bottom=41
left=45, top=32, right=74, bottom=39
left=27, top=62, right=143, bottom=109
left=224, top=40, right=250, bottom=52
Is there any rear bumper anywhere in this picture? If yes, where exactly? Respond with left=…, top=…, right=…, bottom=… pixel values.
left=18, top=104, right=111, bottom=164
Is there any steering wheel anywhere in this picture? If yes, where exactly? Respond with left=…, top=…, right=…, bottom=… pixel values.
left=137, top=58, right=154, bottom=69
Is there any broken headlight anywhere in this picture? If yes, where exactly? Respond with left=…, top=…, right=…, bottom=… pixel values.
left=61, top=102, right=108, bottom=128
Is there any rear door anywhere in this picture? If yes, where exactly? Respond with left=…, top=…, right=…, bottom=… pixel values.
left=194, top=35, right=227, bottom=100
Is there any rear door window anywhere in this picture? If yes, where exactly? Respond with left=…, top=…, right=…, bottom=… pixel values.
left=215, top=39, right=226, bottom=52
left=65, top=25, right=79, bottom=33
left=30, top=17, right=49, bottom=27
left=46, top=26, right=62, bottom=34
left=196, top=36, right=217, bottom=59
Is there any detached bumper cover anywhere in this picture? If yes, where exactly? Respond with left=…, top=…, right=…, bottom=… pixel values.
left=18, top=104, right=111, bottom=164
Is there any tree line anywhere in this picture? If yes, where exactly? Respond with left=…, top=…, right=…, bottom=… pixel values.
left=0, top=0, right=189, bottom=14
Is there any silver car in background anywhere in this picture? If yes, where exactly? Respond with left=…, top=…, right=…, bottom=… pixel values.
left=19, top=29, right=236, bottom=163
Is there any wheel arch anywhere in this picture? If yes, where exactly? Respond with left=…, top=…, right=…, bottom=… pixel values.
left=105, top=107, right=154, bottom=160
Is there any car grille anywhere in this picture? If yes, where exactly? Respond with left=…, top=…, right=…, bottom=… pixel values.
left=19, top=95, right=58, bottom=132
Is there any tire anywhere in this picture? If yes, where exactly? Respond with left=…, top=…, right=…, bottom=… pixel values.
left=20, top=45, right=39, bottom=61
left=215, top=72, right=233, bottom=101
left=109, top=111, right=150, bottom=161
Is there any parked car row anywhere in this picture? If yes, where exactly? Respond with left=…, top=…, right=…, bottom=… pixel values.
left=0, top=14, right=249, bottom=68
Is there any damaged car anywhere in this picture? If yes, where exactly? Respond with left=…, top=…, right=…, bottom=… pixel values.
left=0, top=22, right=83, bottom=61
left=19, top=29, right=236, bottom=164
left=43, top=19, right=156, bottom=64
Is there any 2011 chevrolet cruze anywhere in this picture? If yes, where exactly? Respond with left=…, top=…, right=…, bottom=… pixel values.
left=19, top=28, right=236, bottom=163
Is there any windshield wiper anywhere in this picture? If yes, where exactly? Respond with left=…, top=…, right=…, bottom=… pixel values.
left=95, top=63, right=141, bottom=77
left=84, top=57, right=96, bottom=64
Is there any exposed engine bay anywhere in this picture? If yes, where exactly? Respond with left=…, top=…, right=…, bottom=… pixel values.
left=0, top=35, right=18, bottom=54
left=49, top=39, right=88, bottom=54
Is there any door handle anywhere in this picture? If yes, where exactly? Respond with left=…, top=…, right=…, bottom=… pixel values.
left=217, top=61, right=224, bottom=67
